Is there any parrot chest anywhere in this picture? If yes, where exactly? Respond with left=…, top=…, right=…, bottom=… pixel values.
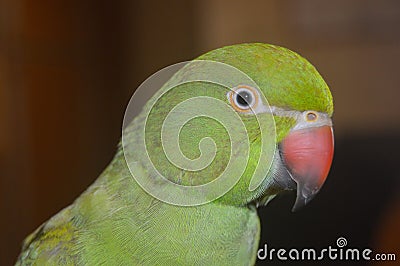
left=79, top=201, right=260, bottom=266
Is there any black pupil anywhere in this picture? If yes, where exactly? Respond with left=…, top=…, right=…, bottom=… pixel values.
left=237, top=91, right=252, bottom=106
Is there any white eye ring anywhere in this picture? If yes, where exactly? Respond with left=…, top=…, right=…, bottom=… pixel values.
left=228, top=85, right=259, bottom=112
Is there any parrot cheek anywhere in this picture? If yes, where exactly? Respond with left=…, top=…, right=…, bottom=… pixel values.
left=280, top=126, right=334, bottom=211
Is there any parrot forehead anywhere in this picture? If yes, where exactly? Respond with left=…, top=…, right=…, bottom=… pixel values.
left=197, top=43, right=333, bottom=116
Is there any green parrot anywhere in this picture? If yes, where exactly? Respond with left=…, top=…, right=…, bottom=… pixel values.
left=16, top=43, right=334, bottom=265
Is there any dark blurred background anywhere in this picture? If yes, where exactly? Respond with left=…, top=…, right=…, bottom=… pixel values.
left=0, top=0, right=399, bottom=265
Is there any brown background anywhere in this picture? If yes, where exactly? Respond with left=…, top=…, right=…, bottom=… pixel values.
left=0, top=0, right=399, bottom=265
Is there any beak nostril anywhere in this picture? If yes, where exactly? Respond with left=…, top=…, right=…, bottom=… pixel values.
left=306, top=112, right=317, bottom=121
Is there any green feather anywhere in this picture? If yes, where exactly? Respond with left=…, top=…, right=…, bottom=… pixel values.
left=16, top=43, right=333, bottom=265
left=198, top=43, right=333, bottom=116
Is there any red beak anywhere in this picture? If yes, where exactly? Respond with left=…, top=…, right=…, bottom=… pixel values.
left=281, top=126, right=334, bottom=211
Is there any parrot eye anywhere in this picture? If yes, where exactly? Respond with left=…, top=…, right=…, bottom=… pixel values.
left=306, top=111, right=318, bottom=121
left=228, top=85, right=259, bottom=112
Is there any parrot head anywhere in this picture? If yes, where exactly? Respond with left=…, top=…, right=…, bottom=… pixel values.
left=124, top=43, right=334, bottom=210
